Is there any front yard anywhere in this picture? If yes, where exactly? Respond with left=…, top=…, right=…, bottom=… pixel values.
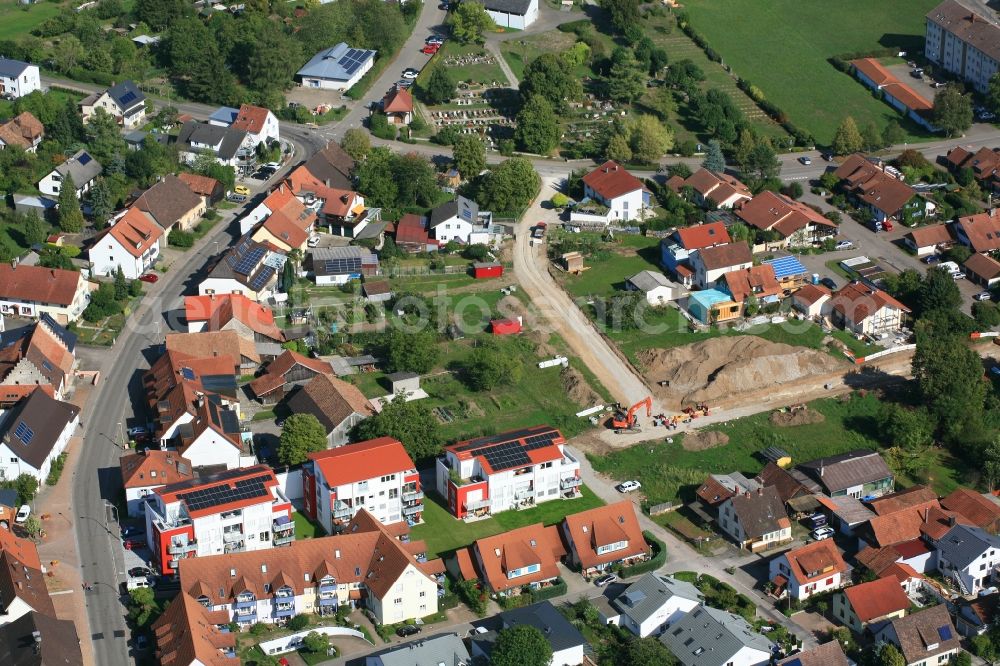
left=410, top=484, right=605, bottom=558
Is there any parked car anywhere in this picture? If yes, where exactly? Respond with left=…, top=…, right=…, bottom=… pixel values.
left=422, top=44, right=440, bottom=55
left=810, top=526, right=835, bottom=541
left=924, top=255, right=941, bottom=265
left=952, top=271, right=967, bottom=281
left=138, top=273, right=158, bottom=283
left=976, top=291, right=993, bottom=301
left=14, top=505, right=30, bottom=524
left=402, top=68, right=419, bottom=79
left=616, top=480, right=641, bottom=493
left=594, top=574, right=617, bottom=587
left=127, top=426, right=149, bottom=437
left=820, top=277, right=838, bottom=290
left=123, top=536, right=147, bottom=550
left=263, top=162, right=282, bottom=170
left=227, top=194, right=247, bottom=203
left=396, top=625, right=421, bottom=637
left=396, top=79, right=414, bottom=89
left=798, top=156, right=812, bottom=165
left=121, top=526, right=144, bottom=538
left=834, top=240, right=853, bottom=250
left=125, top=576, right=152, bottom=591
left=427, top=36, right=445, bottom=45
left=307, top=236, right=321, bottom=248
left=135, top=634, right=149, bottom=651
left=233, top=185, right=251, bottom=196
left=128, top=567, right=154, bottom=579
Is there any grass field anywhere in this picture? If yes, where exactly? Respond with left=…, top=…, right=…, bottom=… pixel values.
left=436, top=42, right=509, bottom=87
left=681, top=0, right=940, bottom=145
left=410, top=484, right=605, bottom=558
left=0, top=2, right=62, bottom=41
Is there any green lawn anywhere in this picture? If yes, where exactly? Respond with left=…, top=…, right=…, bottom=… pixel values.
left=293, top=510, right=323, bottom=538
left=433, top=42, right=508, bottom=87
left=681, top=0, right=940, bottom=144
left=0, top=2, right=62, bottom=41
left=589, top=392, right=885, bottom=506
left=411, top=484, right=605, bottom=558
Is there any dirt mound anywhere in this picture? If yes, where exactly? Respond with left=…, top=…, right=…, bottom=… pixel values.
left=769, top=407, right=826, bottom=427
left=682, top=430, right=730, bottom=451
left=562, top=366, right=602, bottom=407
left=639, top=336, right=847, bottom=409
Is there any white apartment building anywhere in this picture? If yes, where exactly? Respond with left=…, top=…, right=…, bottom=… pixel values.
left=302, top=437, right=422, bottom=534
left=178, top=510, right=441, bottom=626
left=89, top=207, right=163, bottom=279
left=144, top=466, right=294, bottom=576
left=925, top=0, right=1000, bottom=93
left=0, top=58, right=40, bottom=99
left=435, top=426, right=582, bottom=520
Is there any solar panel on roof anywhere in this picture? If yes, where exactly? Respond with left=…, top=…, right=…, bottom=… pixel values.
left=234, top=246, right=266, bottom=275
left=938, top=626, right=953, bottom=641
left=78, top=153, right=92, bottom=165
left=13, top=421, right=33, bottom=445
left=119, top=91, right=137, bottom=105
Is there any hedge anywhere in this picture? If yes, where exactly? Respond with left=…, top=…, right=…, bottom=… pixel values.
left=532, top=578, right=567, bottom=602
left=619, top=531, right=667, bottom=578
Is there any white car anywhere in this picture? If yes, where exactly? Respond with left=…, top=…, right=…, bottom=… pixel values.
left=798, top=156, right=812, bottom=165
left=307, top=236, right=321, bottom=248
left=402, top=68, right=419, bottom=79
left=810, top=526, right=835, bottom=541
left=975, top=291, right=992, bottom=301
left=952, top=272, right=967, bottom=281
left=834, top=240, right=853, bottom=250
left=263, top=162, right=281, bottom=170
left=14, top=505, right=30, bottom=524
left=616, top=480, right=641, bottom=493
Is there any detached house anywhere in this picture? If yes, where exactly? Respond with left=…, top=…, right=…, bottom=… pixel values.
left=963, top=253, right=1000, bottom=288
left=471, top=601, right=587, bottom=666
left=933, top=524, right=1000, bottom=595
left=177, top=172, right=225, bottom=207
left=461, top=523, right=565, bottom=596
left=184, top=294, right=285, bottom=345
left=834, top=154, right=935, bottom=224
left=119, top=449, right=194, bottom=518
left=0, top=112, right=43, bottom=153
left=89, top=207, right=163, bottom=279
left=953, top=209, right=1000, bottom=253
left=689, top=240, right=753, bottom=289
left=0, top=388, right=79, bottom=485
left=0, top=612, right=83, bottom=665
left=735, top=191, right=837, bottom=248
left=152, top=592, right=237, bottom=665
left=625, top=270, right=686, bottom=305
left=904, top=224, right=953, bottom=258
left=175, top=121, right=251, bottom=171
left=940, top=487, right=1000, bottom=533
left=209, top=104, right=279, bottom=149
left=0, top=264, right=94, bottom=324
left=717, top=486, right=791, bottom=552
left=792, top=284, right=832, bottom=320
left=286, top=373, right=374, bottom=447
left=134, top=175, right=207, bottom=233
left=0, top=58, right=40, bottom=99
left=249, top=349, right=333, bottom=403
left=562, top=501, right=650, bottom=575
left=80, top=80, right=146, bottom=129
left=769, top=538, right=848, bottom=601
left=797, top=449, right=894, bottom=499
left=200, top=235, right=286, bottom=301
left=828, top=282, right=910, bottom=337
left=380, top=87, right=413, bottom=125
left=671, top=168, right=752, bottom=209
left=429, top=195, right=496, bottom=245
left=249, top=186, right=318, bottom=252
left=659, top=605, right=772, bottom=666
left=0, top=314, right=78, bottom=403
left=660, top=221, right=732, bottom=285
left=38, top=149, right=102, bottom=198
left=873, top=605, right=961, bottom=666
left=778, top=642, right=849, bottom=666
left=581, top=161, right=649, bottom=222
left=604, top=573, right=703, bottom=638
left=944, top=145, right=1000, bottom=192
left=833, top=577, right=910, bottom=633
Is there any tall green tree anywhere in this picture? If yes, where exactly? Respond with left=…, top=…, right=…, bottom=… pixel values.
left=913, top=324, right=986, bottom=445
left=933, top=84, right=973, bottom=138
left=351, top=398, right=443, bottom=461
left=604, top=48, right=646, bottom=104
left=600, top=0, right=641, bottom=34
left=126, top=587, right=161, bottom=629
left=356, top=147, right=398, bottom=208
left=88, top=179, right=115, bottom=227
left=919, top=267, right=962, bottom=317
left=277, top=414, right=327, bottom=465
left=134, top=0, right=190, bottom=30
left=384, top=328, right=440, bottom=373
left=616, top=637, right=678, bottom=666
left=882, top=120, right=905, bottom=147
left=453, top=135, right=486, bottom=180
left=606, top=133, right=632, bottom=163
left=879, top=403, right=935, bottom=450
left=702, top=139, right=725, bottom=172
left=861, top=121, right=884, bottom=152
left=478, top=158, right=541, bottom=212
left=22, top=212, right=47, bottom=246
left=831, top=116, right=863, bottom=155
left=628, top=114, right=672, bottom=164
left=247, top=23, right=302, bottom=96
left=163, top=17, right=213, bottom=77
left=491, top=625, right=552, bottom=666
left=450, top=2, right=494, bottom=43
left=464, top=340, right=523, bottom=390
left=422, top=65, right=455, bottom=105
left=85, top=108, right=127, bottom=166
left=57, top=173, right=85, bottom=233
left=114, top=266, right=129, bottom=300
left=514, top=95, right=559, bottom=155
left=340, top=129, right=370, bottom=161
left=519, top=53, right=582, bottom=111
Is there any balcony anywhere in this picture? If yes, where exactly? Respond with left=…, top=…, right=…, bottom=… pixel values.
left=463, top=498, right=491, bottom=511
left=319, top=596, right=339, bottom=607
left=403, top=489, right=424, bottom=503
left=273, top=518, right=294, bottom=533
left=333, top=501, right=354, bottom=519
left=224, top=541, right=245, bottom=554
left=402, top=503, right=423, bottom=517
left=273, top=534, right=294, bottom=546
left=167, top=539, right=197, bottom=555
left=234, top=598, right=256, bottom=610
left=273, top=605, right=296, bottom=618
left=223, top=530, right=244, bottom=543
left=514, top=487, right=534, bottom=501
left=560, top=477, right=583, bottom=490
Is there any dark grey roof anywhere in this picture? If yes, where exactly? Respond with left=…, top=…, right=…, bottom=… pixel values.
left=730, top=486, right=788, bottom=539
left=496, top=601, right=587, bottom=653
left=463, top=0, right=534, bottom=15
left=54, top=150, right=103, bottom=186
left=882, top=605, right=960, bottom=665
left=386, top=371, right=419, bottom=381
left=796, top=449, right=893, bottom=494
left=367, top=633, right=470, bottom=666
left=106, top=80, right=145, bottom=111
left=0, top=390, right=79, bottom=470
left=429, top=195, right=479, bottom=229
left=612, top=573, right=703, bottom=625
left=0, top=611, right=84, bottom=666
left=0, top=58, right=32, bottom=80
left=354, top=219, right=387, bottom=240
left=660, top=605, right=772, bottom=666
left=175, top=121, right=248, bottom=161
left=302, top=142, right=354, bottom=190
left=429, top=200, right=458, bottom=229
left=936, top=524, right=1000, bottom=570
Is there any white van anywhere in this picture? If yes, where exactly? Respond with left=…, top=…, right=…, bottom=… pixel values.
left=937, top=261, right=961, bottom=276
left=14, top=505, right=30, bottom=524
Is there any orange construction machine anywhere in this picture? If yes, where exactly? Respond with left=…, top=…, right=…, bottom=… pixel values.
left=610, top=397, right=652, bottom=433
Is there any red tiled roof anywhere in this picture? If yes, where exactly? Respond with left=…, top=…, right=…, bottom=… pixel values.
left=956, top=209, right=1000, bottom=252
left=307, top=437, right=414, bottom=489
left=965, top=253, right=1000, bottom=281
left=183, top=293, right=284, bottom=342
left=582, top=161, right=644, bottom=200
left=177, top=172, right=221, bottom=198
left=562, top=500, right=649, bottom=570
left=0, top=111, right=43, bottom=148
left=395, top=214, right=429, bottom=245
left=865, top=500, right=940, bottom=546
left=850, top=59, right=933, bottom=112
left=696, top=475, right=735, bottom=506
left=879, top=562, right=922, bottom=584
left=231, top=104, right=271, bottom=134
left=0, top=264, right=84, bottom=307
left=249, top=349, right=330, bottom=397
left=120, top=450, right=194, bottom=489
left=696, top=241, right=752, bottom=270
left=781, top=538, right=848, bottom=585
left=793, top=284, right=831, bottom=306
left=830, top=281, right=911, bottom=325
left=722, top=264, right=781, bottom=303
left=674, top=222, right=731, bottom=250
left=472, top=523, right=566, bottom=592
left=941, top=487, right=1000, bottom=530
left=106, top=207, right=163, bottom=258
left=736, top=190, right=835, bottom=237
left=834, top=154, right=919, bottom=218
left=153, top=593, right=236, bottom=666
left=382, top=87, right=413, bottom=114
left=905, top=224, right=953, bottom=249
left=868, top=486, right=939, bottom=516
left=844, top=577, right=910, bottom=622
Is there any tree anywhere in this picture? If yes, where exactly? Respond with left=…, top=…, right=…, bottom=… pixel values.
left=464, top=341, right=522, bottom=390
left=882, top=120, right=905, bottom=147
left=616, top=637, right=678, bottom=666
left=919, top=267, right=963, bottom=316
left=277, top=414, right=327, bottom=466
left=88, top=179, right=115, bottom=227
left=341, top=129, right=370, bottom=161
left=351, top=398, right=443, bottom=461
left=519, top=53, right=582, bottom=111
left=114, top=266, right=129, bottom=300
left=57, top=173, right=85, bottom=233
left=913, top=325, right=987, bottom=445
left=600, top=0, right=641, bottom=34
left=606, top=133, right=632, bottom=163
left=286, top=615, right=309, bottom=631
left=22, top=515, right=42, bottom=538
left=23, top=212, right=47, bottom=246
left=861, top=121, right=884, bottom=152
left=988, top=72, right=1000, bottom=116
left=450, top=1, right=494, bottom=43
left=831, top=116, right=863, bottom=156
left=880, top=403, right=935, bottom=450
left=302, top=631, right=328, bottom=654
left=643, top=86, right=675, bottom=122
left=515, top=95, right=559, bottom=155
left=127, top=587, right=160, bottom=629
left=422, top=64, right=455, bottom=105
left=741, top=135, right=780, bottom=187
left=247, top=23, right=302, bottom=96
left=974, top=301, right=1000, bottom=329
left=604, top=48, right=646, bottom=104
left=984, top=439, right=1000, bottom=492
left=702, top=139, right=725, bottom=172
left=384, top=328, right=440, bottom=373
left=933, top=84, right=973, bottom=138
left=85, top=108, right=128, bottom=166
left=491, top=625, right=552, bottom=666
left=134, top=0, right=190, bottom=30
left=13, top=474, right=37, bottom=505
left=744, top=294, right=760, bottom=318
left=478, top=158, right=541, bottom=212
left=628, top=114, right=673, bottom=164
left=877, top=644, right=906, bottom=666
left=453, top=135, right=486, bottom=180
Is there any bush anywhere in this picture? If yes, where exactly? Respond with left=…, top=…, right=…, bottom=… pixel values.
left=619, top=531, right=667, bottom=577
left=45, top=452, right=67, bottom=486
left=168, top=229, right=195, bottom=248
left=249, top=622, right=269, bottom=636
left=286, top=614, right=309, bottom=631
left=456, top=579, right=489, bottom=616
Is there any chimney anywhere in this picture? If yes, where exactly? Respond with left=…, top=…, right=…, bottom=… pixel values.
left=32, top=630, right=41, bottom=655
left=757, top=487, right=763, bottom=496
left=744, top=491, right=750, bottom=498
left=819, top=464, right=824, bottom=477
left=948, top=515, right=956, bottom=527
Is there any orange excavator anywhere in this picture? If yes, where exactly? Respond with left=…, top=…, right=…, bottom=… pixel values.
left=610, top=397, right=652, bottom=433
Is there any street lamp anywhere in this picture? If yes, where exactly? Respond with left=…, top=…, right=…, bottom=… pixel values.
left=117, top=422, right=126, bottom=450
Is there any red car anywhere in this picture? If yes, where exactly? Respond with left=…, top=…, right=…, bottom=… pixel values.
left=422, top=44, right=440, bottom=55
left=138, top=273, right=159, bottom=283
left=123, top=537, right=147, bottom=550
